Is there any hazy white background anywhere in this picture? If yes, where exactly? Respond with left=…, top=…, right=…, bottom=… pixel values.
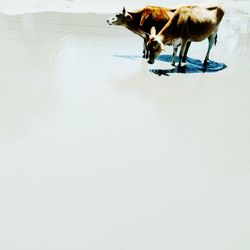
left=0, top=1, right=249, bottom=250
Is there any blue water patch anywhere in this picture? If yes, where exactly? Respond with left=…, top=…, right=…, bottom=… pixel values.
left=151, top=54, right=227, bottom=75
left=113, top=54, right=227, bottom=75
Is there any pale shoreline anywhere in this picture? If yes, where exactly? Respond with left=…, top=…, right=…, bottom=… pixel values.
left=0, top=6, right=250, bottom=250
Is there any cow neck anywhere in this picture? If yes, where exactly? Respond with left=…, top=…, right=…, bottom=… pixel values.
left=125, top=11, right=142, bottom=31
left=158, top=15, right=178, bottom=44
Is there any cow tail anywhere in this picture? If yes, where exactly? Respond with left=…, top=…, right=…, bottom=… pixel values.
left=215, top=33, right=217, bottom=46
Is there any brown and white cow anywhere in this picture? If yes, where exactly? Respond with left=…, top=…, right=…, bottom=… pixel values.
left=146, top=5, right=224, bottom=68
left=107, top=6, right=191, bottom=65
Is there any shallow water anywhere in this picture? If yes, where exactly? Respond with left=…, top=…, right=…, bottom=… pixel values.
left=0, top=9, right=250, bottom=250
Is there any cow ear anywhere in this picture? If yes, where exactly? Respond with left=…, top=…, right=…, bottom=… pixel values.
left=150, top=26, right=156, bottom=36
left=122, top=6, right=126, bottom=14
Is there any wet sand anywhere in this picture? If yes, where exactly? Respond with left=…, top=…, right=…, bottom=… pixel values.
left=0, top=9, right=250, bottom=250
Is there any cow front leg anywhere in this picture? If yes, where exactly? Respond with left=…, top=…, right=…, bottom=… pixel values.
left=143, top=36, right=149, bottom=59
left=143, top=40, right=146, bottom=58
left=171, top=44, right=178, bottom=66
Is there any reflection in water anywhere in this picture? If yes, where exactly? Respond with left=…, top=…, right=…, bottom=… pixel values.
left=151, top=55, right=227, bottom=75
left=115, top=54, right=227, bottom=75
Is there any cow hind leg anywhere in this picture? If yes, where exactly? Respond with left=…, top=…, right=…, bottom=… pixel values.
left=177, top=41, right=188, bottom=70
left=182, top=41, right=191, bottom=63
left=203, top=32, right=217, bottom=66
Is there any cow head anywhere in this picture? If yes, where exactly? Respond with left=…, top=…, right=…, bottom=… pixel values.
left=107, top=7, right=133, bottom=26
left=146, top=27, right=165, bottom=64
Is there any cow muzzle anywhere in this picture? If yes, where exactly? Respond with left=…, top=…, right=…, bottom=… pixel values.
left=107, top=19, right=112, bottom=25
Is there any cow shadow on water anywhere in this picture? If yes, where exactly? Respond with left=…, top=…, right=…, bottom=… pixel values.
left=114, top=54, right=227, bottom=76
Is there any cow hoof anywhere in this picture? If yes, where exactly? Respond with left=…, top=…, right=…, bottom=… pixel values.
left=203, top=60, right=208, bottom=72
left=177, top=64, right=186, bottom=73
left=171, top=62, right=175, bottom=66
left=203, top=59, right=209, bottom=65
left=202, top=64, right=207, bottom=72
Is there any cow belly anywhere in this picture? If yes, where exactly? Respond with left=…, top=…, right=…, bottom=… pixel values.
left=184, top=21, right=218, bottom=42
